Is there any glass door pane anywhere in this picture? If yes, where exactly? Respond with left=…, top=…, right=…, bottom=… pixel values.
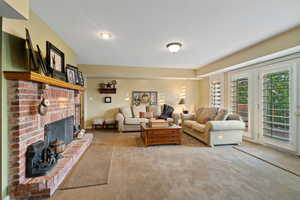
left=262, top=71, right=290, bottom=141
left=231, top=75, right=250, bottom=137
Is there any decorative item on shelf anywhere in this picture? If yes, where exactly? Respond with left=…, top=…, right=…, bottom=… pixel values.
left=77, top=71, right=85, bottom=86
left=46, top=41, right=65, bottom=73
left=178, top=98, right=188, bottom=114
left=111, top=80, right=117, bottom=88
left=65, top=65, right=77, bottom=84
left=25, top=28, right=39, bottom=72
left=46, top=41, right=66, bottom=81
left=99, top=83, right=106, bottom=89
left=106, top=82, right=112, bottom=88
left=104, top=97, right=112, bottom=103
left=98, top=81, right=117, bottom=94
left=36, top=45, right=50, bottom=76
left=66, top=64, right=80, bottom=84
left=132, top=91, right=157, bottom=106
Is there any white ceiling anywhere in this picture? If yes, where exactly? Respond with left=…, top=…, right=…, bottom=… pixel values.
left=31, top=0, right=300, bottom=69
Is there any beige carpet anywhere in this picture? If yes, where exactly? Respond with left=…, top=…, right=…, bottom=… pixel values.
left=51, top=130, right=300, bottom=200
left=233, top=142, right=300, bottom=176
left=59, top=143, right=113, bottom=190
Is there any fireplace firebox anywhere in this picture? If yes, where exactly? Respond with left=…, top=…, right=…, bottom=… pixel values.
left=26, top=116, right=75, bottom=178
left=26, top=140, right=57, bottom=178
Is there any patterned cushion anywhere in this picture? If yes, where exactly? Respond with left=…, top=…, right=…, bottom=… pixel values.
left=195, top=108, right=204, bottom=119
left=192, top=123, right=206, bottom=132
left=147, top=105, right=162, bottom=117
left=132, top=105, right=146, bottom=118
left=120, top=107, right=133, bottom=118
left=139, top=112, right=154, bottom=119
left=214, top=109, right=228, bottom=120
left=183, top=120, right=198, bottom=128
left=124, top=118, right=149, bottom=125
left=197, top=117, right=210, bottom=124
left=196, top=108, right=218, bottom=123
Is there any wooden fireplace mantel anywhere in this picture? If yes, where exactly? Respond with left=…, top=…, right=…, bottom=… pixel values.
left=4, top=71, right=85, bottom=91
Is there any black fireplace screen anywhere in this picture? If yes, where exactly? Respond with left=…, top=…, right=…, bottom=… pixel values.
left=44, top=116, right=74, bottom=145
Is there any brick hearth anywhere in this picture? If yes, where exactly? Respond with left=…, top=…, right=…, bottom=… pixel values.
left=7, top=80, right=91, bottom=199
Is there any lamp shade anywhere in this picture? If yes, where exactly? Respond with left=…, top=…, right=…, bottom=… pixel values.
left=178, top=98, right=185, bottom=105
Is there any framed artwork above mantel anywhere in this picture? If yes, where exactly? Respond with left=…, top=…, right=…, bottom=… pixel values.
left=46, top=41, right=65, bottom=73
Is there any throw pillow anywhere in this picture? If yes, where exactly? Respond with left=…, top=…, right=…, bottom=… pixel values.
left=214, top=109, right=228, bottom=120
left=226, top=113, right=241, bottom=120
left=158, top=104, right=174, bottom=120
left=120, top=107, right=133, bottom=118
left=132, top=105, right=146, bottom=118
left=198, top=117, right=210, bottom=124
left=196, top=107, right=218, bottom=123
left=140, top=112, right=154, bottom=119
left=147, top=105, right=162, bottom=117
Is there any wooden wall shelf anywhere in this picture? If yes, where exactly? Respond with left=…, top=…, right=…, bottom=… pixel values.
left=98, top=88, right=116, bottom=94
left=4, top=71, right=85, bottom=91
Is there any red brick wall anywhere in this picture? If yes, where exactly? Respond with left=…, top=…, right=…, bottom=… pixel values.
left=8, top=80, right=80, bottom=187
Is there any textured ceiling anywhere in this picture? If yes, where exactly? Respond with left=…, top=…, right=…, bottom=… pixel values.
left=31, top=0, right=300, bottom=69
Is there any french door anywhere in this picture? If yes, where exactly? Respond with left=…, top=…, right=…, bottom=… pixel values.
left=259, top=64, right=297, bottom=150
left=229, top=57, right=299, bottom=152
left=230, top=72, right=252, bottom=138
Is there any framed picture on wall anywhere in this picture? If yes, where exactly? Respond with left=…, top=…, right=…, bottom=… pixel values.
left=132, top=91, right=157, bottom=106
left=46, top=41, right=65, bottom=73
left=104, top=97, right=112, bottom=103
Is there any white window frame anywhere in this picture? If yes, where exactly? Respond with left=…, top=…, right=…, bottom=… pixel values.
left=209, top=73, right=224, bottom=108
left=228, top=54, right=300, bottom=154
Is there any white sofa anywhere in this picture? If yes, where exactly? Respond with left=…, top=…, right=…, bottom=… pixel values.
left=181, top=108, right=245, bottom=147
left=116, top=104, right=180, bottom=132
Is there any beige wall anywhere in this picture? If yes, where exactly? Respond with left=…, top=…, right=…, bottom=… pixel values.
left=3, top=10, right=77, bottom=67
left=79, top=64, right=197, bottom=79
left=197, top=25, right=300, bottom=76
left=198, top=77, right=209, bottom=107
left=197, top=25, right=300, bottom=109
left=85, top=78, right=201, bottom=128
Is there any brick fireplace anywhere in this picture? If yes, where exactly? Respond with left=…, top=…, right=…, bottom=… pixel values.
left=7, top=78, right=92, bottom=199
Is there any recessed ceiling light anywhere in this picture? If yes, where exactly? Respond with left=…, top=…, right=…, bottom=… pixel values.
left=166, top=42, right=182, bottom=53
left=98, top=32, right=112, bottom=40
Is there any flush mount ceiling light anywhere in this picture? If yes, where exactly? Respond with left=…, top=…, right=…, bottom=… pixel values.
left=166, top=42, right=182, bottom=53
left=98, top=32, right=112, bottom=40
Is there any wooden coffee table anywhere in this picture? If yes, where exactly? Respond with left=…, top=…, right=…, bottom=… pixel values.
left=140, top=123, right=182, bottom=146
